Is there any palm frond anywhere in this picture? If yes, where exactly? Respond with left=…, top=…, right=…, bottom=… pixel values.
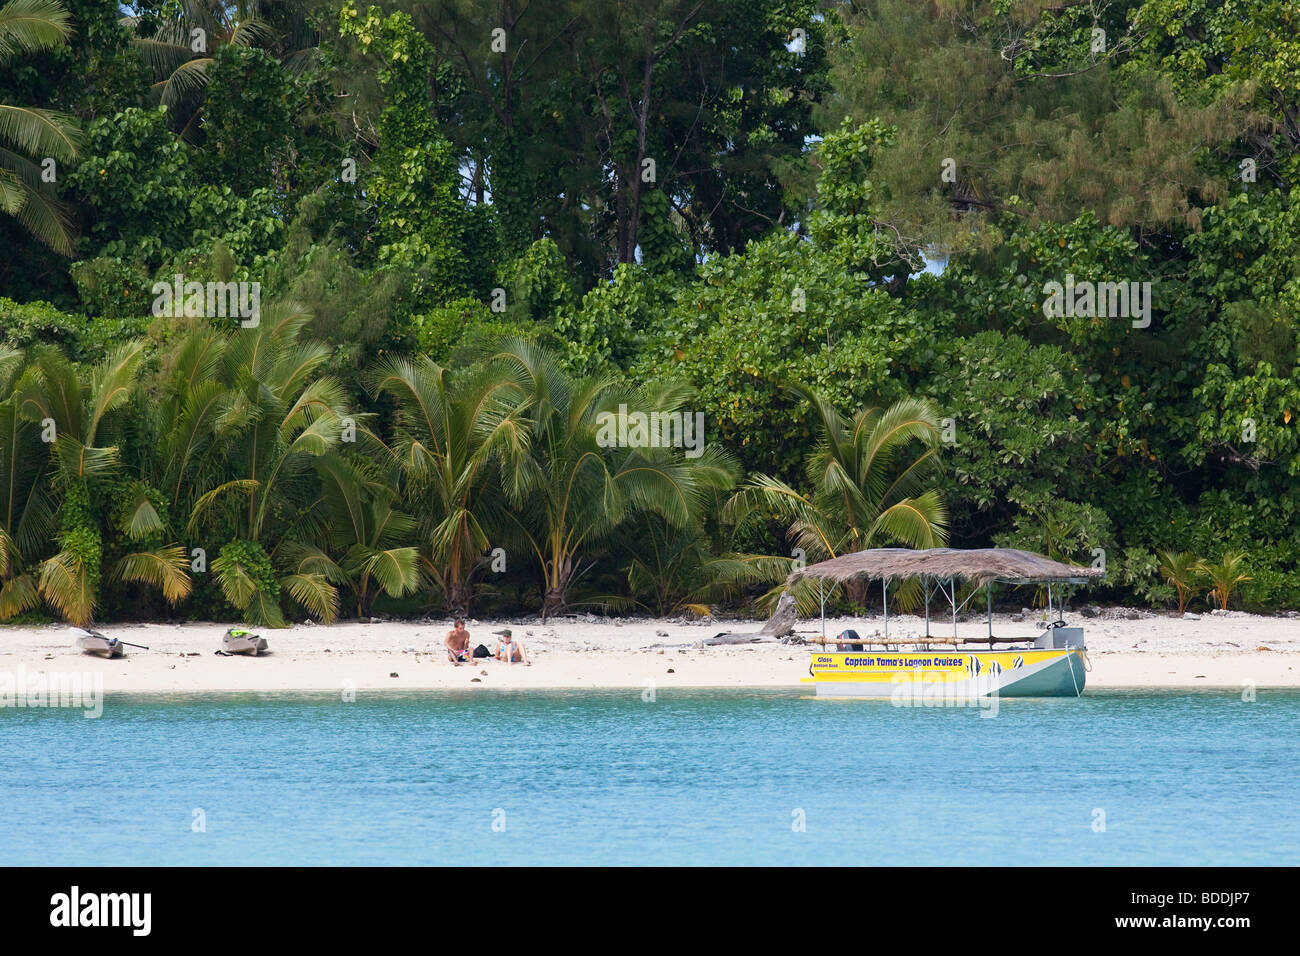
left=360, top=547, right=420, bottom=597
left=111, top=546, right=192, bottom=604
left=0, top=0, right=74, bottom=62
left=186, top=478, right=259, bottom=535
left=244, top=586, right=287, bottom=627
left=0, top=572, right=39, bottom=619
left=129, top=35, right=200, bottom=75
left=0, top=525, right=13, bottom=576
left=868, top=491, right=949, bottom=549
left=50, top=434, right=119, bottom=484
left=0, top=165, right=21, bottom=212
left=37, top=548, right=94, bottom=625
left=119, top=488, right=165, bottom=540
left=154, top=56, right=212, bottom=107
left=0, top=104, right=81, bottom=160
left=0, top=147, right=75, bottom=252
left=280, top=571, right=338, bottom=623
left=86, top=340, right=147, bottom=442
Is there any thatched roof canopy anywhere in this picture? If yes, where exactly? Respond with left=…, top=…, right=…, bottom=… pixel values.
left=786, top=548, right=1103, bottom=587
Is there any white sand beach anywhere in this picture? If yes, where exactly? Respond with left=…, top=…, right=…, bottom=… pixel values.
left=2, top=609, right=1298, bottom=693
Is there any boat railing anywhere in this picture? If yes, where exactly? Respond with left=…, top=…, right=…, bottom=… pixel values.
left=806, top=634, right=1040, bottom=649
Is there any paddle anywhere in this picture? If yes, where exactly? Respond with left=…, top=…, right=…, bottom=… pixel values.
left=115, top=641, right=150, bottom=650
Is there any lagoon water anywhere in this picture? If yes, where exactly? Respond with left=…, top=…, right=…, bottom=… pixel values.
left=3, top=688, right=1296, bottom=865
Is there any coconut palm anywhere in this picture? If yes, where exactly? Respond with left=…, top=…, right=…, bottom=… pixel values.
left=124, top=0, right=274, bottom=138
left=724, top=387, right=948, bottom=612
left=0, top=0, right=82, bottom=253
left=1196, top=552, right=1252, bottom=611
left=611, top=513, right=749, bottom=617
left=293, top=456, right=420, bottom=618
left=149, top=326, right=248, bottom=520
left=371, top=354, right=528, bottom=614
left=123, top=0, right=317, bottom=139
left=177, top=304, right=354, bottom=626
left=14, top=343, right=191, bottom=625
left=494, top=339, right=731, bottom=618
left=0, top=346, right=52, bottom=619
left=1158, top=549, right=1200, bottom=614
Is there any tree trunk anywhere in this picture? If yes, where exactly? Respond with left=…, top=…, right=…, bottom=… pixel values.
left=541, top=554, right=574, bottom=620
left=541, top=586, right=566, bottom=620
left=845, top=578, right=869, bottom=607
left=622, top=46, right=654, bottom=264
left=445, top=577, right=470, bottom=617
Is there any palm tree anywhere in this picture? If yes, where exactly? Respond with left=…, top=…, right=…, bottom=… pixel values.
left=614, top=514, right=748, bottom=617
left=15, top=343, right=191, bottom=625
left=176, top=304, right=353, bottom=626
left=1158, top=549, right=1200, bottom=614
left=300, top=456, right=420, bottom=618
left=150, top=327, right=247, bottom=521
left=494, top=340, right=730, bottom=618
left=724, top=387, right=948, bottom=612
left=123, top=0, right=317, bottom=140
left=0, top=345, right=51, bottom=619
left=0, top=0, right=82, bottom=253
left=1196, top=552, right=1252, bottom=611
left=371, top=354, right=528, bottom=614
left=124, top=0, right=273, bottom=139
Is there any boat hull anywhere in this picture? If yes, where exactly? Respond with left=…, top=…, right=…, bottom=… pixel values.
left=76, top=636, right=123, bottom=659
left=72, top=629, right=123, bottom=659
left=222, top=635, right=268, bottom=656
left=810, top=647, right=1086, bottom=699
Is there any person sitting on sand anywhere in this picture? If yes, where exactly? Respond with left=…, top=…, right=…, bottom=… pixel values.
left=445, top=619, right=472, bottom=665
left=493, top=628, right=529, bottom=665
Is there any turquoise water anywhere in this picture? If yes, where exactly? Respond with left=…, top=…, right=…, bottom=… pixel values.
left=2, top=688, right=1297, bottom=865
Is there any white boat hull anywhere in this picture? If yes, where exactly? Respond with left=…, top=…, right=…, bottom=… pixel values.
left=71, top=629, right=123, bottom=659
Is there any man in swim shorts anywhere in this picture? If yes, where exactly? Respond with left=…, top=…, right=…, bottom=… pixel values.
left=445, top=619, right=472, bottom=664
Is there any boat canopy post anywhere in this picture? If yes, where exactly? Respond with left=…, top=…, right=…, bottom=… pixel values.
left=882, top=578, right=889, bottom=641
left=819, top=579, right=825, bottom=639
left=786, top=548, right=1103, bottom=651
left=987, top=581, right=993, bottom=641
left=951, top=577, right=958, bottom=637
left=923, top=576, right=931, bottom=638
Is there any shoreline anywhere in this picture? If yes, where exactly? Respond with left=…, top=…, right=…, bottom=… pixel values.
left=3, top=611, right=1299, bottom=694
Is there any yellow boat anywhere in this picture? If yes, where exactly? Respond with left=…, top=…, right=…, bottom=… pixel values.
left=787, top=548, right=1101, bottom=699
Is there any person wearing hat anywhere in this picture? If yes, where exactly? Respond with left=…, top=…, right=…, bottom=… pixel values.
left=493, top=628, right=529, bottom=664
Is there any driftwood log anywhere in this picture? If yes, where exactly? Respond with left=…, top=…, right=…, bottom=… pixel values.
left=701, top=632, right=779, bottom=645
left=760, top=593, right=797, bottom=637
left=702, top=594, right=798, bottom=646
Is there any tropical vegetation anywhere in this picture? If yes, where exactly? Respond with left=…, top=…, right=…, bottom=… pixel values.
left=0, top=0, right=1296, bottom=625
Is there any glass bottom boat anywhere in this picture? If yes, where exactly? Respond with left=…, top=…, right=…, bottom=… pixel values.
left=786, top=548, right=1101, bottom=700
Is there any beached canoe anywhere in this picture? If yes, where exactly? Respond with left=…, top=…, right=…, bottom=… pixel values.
left=72, top=627, right=124, bottom=659
left=222, top=628, right=268, bottom=656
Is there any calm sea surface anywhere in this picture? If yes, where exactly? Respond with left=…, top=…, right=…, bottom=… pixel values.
left=2, top=688, right=1296, bottom=865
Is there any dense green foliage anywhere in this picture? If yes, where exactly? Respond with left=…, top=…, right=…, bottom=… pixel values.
left=0, top=0, right=1296, bottom=623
